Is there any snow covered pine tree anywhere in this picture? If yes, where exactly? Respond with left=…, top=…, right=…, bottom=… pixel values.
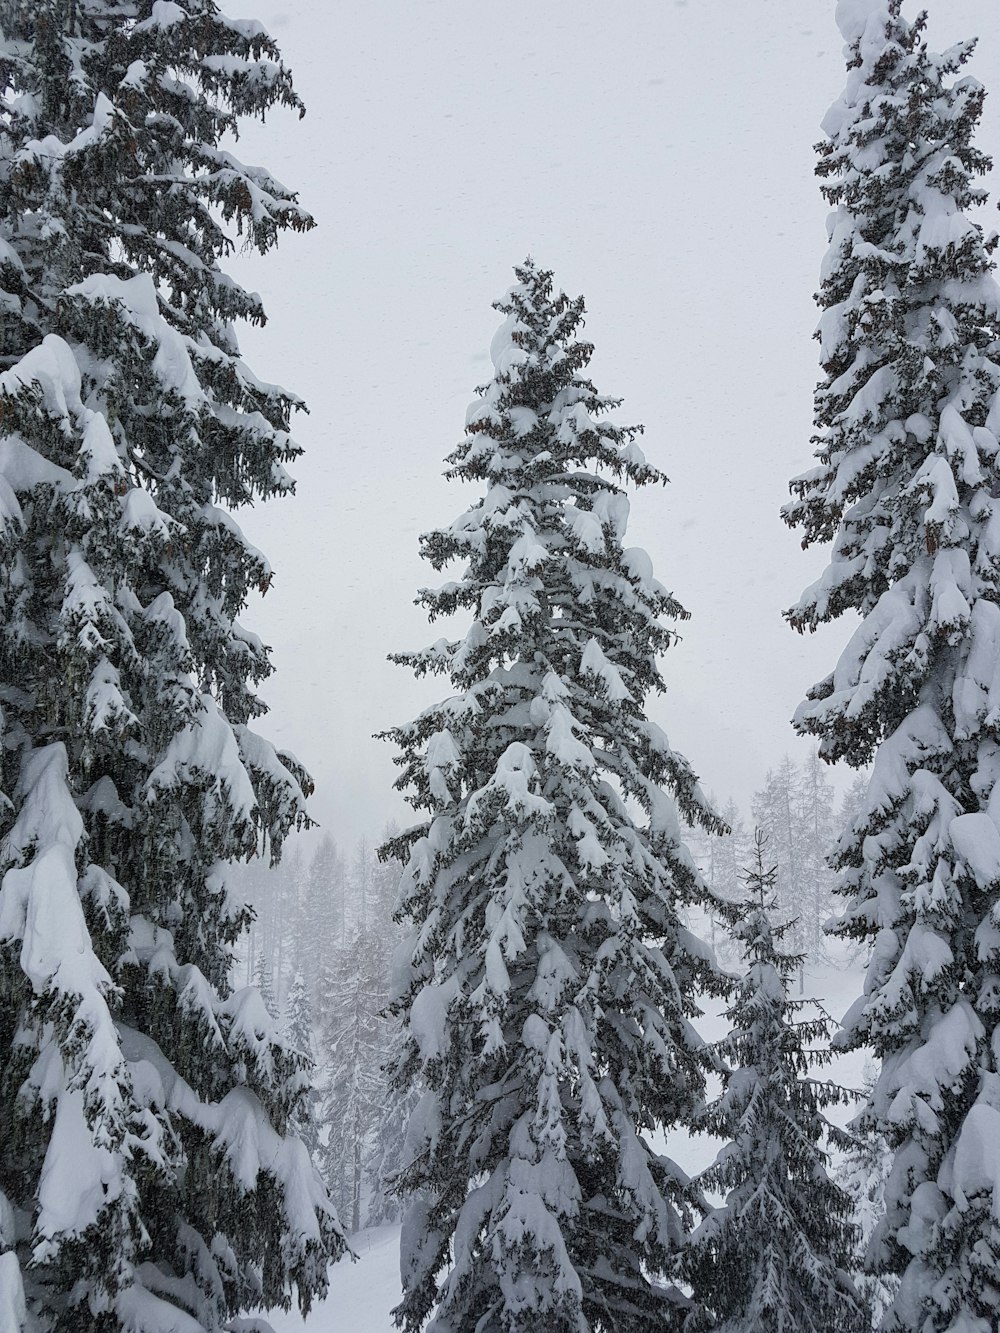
left=382, top=258, right=728, bottom=1332
left=683, top=832, right=867, bottom=1333
left=284, top=970, right=320, bottom=1160
left=785, top=2, right=1000, bottom=1328
left=837, top=1064, right=900, bottom=1324
left=0, top=2, right=344, bottom=1329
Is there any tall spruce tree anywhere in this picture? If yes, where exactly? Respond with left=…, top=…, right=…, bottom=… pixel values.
left=683, top=832, right=868, bottom=1333
left=785, top=2, right=1000, bottom=1327
left=382, top=258, right=727, bottom=1332
left=0, top=1, right=343, bottom=1328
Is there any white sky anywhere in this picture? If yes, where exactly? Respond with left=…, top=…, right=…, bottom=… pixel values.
left=222, top=0, right=1000, bottom=849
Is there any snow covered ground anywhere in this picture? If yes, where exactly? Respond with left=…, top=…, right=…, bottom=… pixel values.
left=269, top=959, right=868, bottom=1331
left=268, top=1225, right=403, bottom=1333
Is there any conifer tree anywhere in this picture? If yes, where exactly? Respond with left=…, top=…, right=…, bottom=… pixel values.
left=785, top=2, right=1000, bottom=1326
left=254, top=944, right=276, bottom=1014
left=285, top=969, right=320, bottom=1160
left=836, top=1065, right=899, bottom=1325
left=319, top=923, right=386, bottom=1234
left=382, top=258, right=727, bottom=1332
left=798, top=749, right=838, bottom=962
left=752, top=758, right=811, bottom=966
left=686, top=797, right=749, bottom=969
left=364, top=1020, right=417, bottom=1228
left=0, top=0, right=343, bottom=1327
left=298, top=833, right=346, bottom=1002
left=364, top=830, right=416, bottom=1228
left=838, top=773, right=870, bottom=846
left=684, top=832, right=867, bottom=1333
left=312, top=836, right=401, bottom=1233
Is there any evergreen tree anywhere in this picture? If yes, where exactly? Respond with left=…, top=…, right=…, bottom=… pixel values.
left=319, top=923, right=386, bottom=1235
left=836, top=1064, right=899, bottom=1325
left=285, top=969, right=320, bottom=1160
left=364, top=1021, right=418, bottom=1228
left=382, top=258, right=727, bottom=1332
left=752, top=758, right=811, bottom=973
left=298, top=833, right=346, bottom=1002
left=798, top=749, right=839, bottom=963
left=834, top=773, right=872, bottom=967
left=684, top=833, right=868, bottom=1333
left=351, top=835, right=373, bottom=933
left=254, top=944, right=275, bottom=1015
left=0, top=1, right=343, bottom=1326
left=684, top=796, right=748, bottom=970
left=271, top=841, right=303, bottom=1009
left=697, top=797, right=752, bottom=969
left=838, top=773, right=870, bottom=843
left=784, top=2, right=1000, bottom=1327
left=364, top=830, right=412, bottom=1226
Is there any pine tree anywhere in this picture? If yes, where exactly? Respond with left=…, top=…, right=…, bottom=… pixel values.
left=271, top=841, right=303, bottom=1010
left=0, top=1, right=344, bottom=1326
left=752, top=758, right=811, bottom=971
left=784, top=2, right=1000, bottom=1327
left=364, top=1019, right=418, bottom=1228
left=364, top=829, right=412, bottom=1227
left=315, top=835, right=400, bottom=1232
left=684, top=833, right=868, bottom=1333
left=797, top=748, right=838, bottom=963
left=716, top=800, right=752, bottom=968
left=836, top=1064, right=899, bottom=1325
left=838, top=773, right=870, bottom=843
left=319, top=923, right=386, bottom=1234
left=693, top=796, right=752, bottom=969
left=297, top=833, right=346, bottom=1002
left=381, top=258, right=727, bottom=1332
left=253, top=943, right=275, bottom=1013
left=285, top=969, right=320, bottom=1160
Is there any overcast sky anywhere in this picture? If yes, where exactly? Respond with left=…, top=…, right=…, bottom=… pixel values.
left=220, top=0, right=1000, bottom=850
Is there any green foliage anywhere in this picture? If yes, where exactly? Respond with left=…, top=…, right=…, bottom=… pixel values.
left=0, top=1, right=344, bottom=1326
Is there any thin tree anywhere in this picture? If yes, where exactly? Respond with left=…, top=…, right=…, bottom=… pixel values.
left=836, top=1063, right=899, bottom=1326
left=285, top=968, right=321, bottom=1160
left=382, top=258, right=727, bottom=1332
left=364, top=828, right=413, bottom=1227
left=298, top=833, right=347, bottom=1000
left=798, top=748, right=838, bottom=964
left=752, top=758, right=810, bottom=984
left=785, top=1, right=1000, bottom=1326
left=319, top=921, right=386, bottom=1234
left=686, top=796, right=750, bottom=969
left=684, top=832, right=868, bottom=1332
left=0, top=0, right=343, bottom=1326
left=254, top=943, right=276, bottom=1015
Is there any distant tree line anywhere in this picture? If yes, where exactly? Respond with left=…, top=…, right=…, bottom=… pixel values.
left=685, top=757, right=870, bottom=977
left=232, top=830, right=407, bottom=1233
